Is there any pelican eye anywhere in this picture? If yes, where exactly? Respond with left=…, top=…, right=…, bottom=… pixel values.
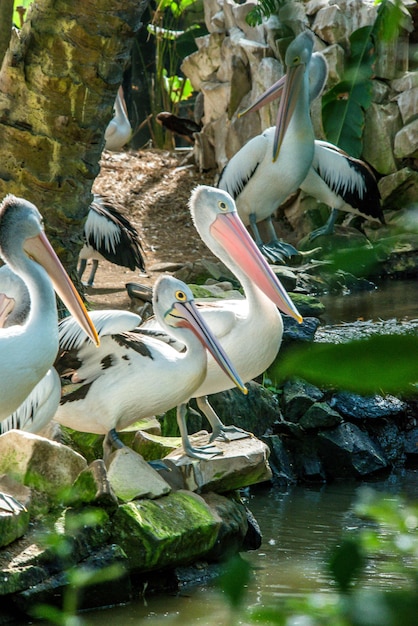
left=218, top=200, right=228, bottom=212
left=175, top=290, right=187, bottom=302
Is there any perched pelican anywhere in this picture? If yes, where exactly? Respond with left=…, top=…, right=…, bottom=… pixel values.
left=142, top=186, right=302, bottom=458
left=54, top=275, right=247, bottom=454
left=104, top=86, right=132, bottom=151
left=78, top=194, right=146, bottom=287
left=0, top=265, right=60, bottom=434
left=0, top=195, right=99, bottom=422
left=218, top=31, right=316, bottom=262
left=240, top=38, right=384, bottom=241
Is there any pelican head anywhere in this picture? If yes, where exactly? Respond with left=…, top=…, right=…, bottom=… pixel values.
left=189, top=186, right=302, bottom=323
left=272, top=31, right=314, bottom=161
left=238, top=31, right=315, bottom=162
left=0, top=195, right=100, bottom=346
left=154, top=274, right=248, bottom=394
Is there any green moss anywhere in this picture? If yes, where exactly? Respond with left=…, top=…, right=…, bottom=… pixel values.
left=111, top=491, right=220, bottom=571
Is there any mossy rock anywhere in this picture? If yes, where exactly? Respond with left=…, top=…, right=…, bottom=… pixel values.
left=111, top=491, right=220, bottom=571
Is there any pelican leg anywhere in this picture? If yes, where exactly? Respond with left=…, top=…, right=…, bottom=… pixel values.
left=86, top=260, right=99, bottom=287
left=249, top=214, right=298, bottom=264
left=263, top=218, right=300, bottom=262
left=177, top=403, right=223, bottom=459
left=103, top=428, right=168, bottom=470
left=77, top=258, right=87, bottom=281
left=309, top=208, right=340, bottom=241
left=196, top=396, right=251, bottom=443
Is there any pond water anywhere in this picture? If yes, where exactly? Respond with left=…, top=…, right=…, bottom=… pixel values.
left=82, top=470, right=418, bottom=626
left=317, top=278, right=418, bottom=324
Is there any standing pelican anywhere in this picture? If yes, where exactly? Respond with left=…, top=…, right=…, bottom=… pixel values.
left=142, top=186, right=302, bottom=458
left=104, top=86, right=132, bottom=151
left=218, top=31, right=316, bottom=262
left=0, top=265, right=60, bottom=434
left=240, top=39, right=384, bottom=241
left=78, top=194, right=146, bottom=287
left=54, top=275, right=247, bottom=454
left=0, top=195, right=99, bottom=422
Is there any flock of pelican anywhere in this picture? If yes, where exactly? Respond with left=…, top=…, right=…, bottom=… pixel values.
left=0, top=30, right=384, bottom=469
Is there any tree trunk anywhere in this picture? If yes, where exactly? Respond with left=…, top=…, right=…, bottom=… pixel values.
left=0, top=0, right=149, bottom=277
left=0, top=0, right=14, bottom=63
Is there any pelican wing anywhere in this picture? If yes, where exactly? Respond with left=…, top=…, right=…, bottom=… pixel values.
left=59, top=309, right=141, bottom=350
left=217, top=133, right=269, bottom=200
left=312, top=141, right=382, bottom=220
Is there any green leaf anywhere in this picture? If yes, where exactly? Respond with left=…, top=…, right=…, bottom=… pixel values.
left=216, top=555, right=252, bottom=610
left=269, top=335, right=418, bottom=394
left=322, top=26, right=375, bottom=156
left=374, top=0, right=405, bottom=42
left=328, top=538, right=366, bottom=592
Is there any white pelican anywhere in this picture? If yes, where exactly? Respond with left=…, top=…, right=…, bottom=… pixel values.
left=54, top=275, right=247, bottom=454
left=104, top=86, right=132, bottom=151
left=0, top=265, right=60, bottom=434
left=217, top=31, right=316, bottom=262
left=0, top=195, right=99, bottom=422
left=142, top=186, right=302, bottom=458
left=78, top=194, right=145, bottom=287
left=239, top=39, right=384, bottom=241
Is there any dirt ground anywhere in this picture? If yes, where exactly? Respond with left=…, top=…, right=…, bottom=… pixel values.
left=86, top=148, right=217, bottom=312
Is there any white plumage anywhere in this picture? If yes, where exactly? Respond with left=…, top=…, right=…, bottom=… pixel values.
left=142, top=186, right=302, bottom=457
left=0, top=265, right=60, bottom=434
left=218, top=31, right=316, bottom=262
left=104, top=86, right=132, bottom=151
left=54, top=274, right=247, bottom=452
left=0, top=195, right=99, bottom=423
left=238, top=33, right=384, bottom=241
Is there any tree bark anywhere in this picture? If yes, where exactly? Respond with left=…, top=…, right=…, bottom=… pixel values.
left=0, top=0, right=14, bottom=63
left=0, top=0, right=149, bottom=276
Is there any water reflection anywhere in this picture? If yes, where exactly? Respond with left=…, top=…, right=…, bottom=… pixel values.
left=83, top=471, right=418, bottom=625
left=318, top=279, right=418, bottom=325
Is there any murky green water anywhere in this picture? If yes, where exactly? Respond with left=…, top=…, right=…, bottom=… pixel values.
left=82, top=470, right=418, bottom=625
left=318, top=278, right=418, bottom=324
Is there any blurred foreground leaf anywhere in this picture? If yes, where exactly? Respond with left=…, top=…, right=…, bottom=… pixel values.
left=216, top=555, right=252, bottom=610
left=328, top=538, right=366, bottom=592
left=269, top=335, right=418, bottom=394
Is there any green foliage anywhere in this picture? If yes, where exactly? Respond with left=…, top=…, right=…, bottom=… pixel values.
left=322, top=0, right=406, bottom=156
left=267, top=334, right=418, bottom=395
left=12, top=0, right=31, bottom=27
left=322, top=27, right=375, bottom=157
left=328, top=538, right=366, bottom=592
left=216, top=555, right=252, bottom=610
left=374, top=0, right=406, bottom=42
left=31, top=508, right=124, bottom=626
left=145, top=0, right=205, bottom=148
left=245, top=0, right=288, bottom=28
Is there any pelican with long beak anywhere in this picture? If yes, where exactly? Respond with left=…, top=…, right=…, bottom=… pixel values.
left=0, top=195, right=99, bottom=422
left=218, top=31, right=316, bottom=263
left=239, top=39, right=384, bottom=240
left=142, top=186, right=302, bottom=458
left=54, top=275, right=247, bottom=455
